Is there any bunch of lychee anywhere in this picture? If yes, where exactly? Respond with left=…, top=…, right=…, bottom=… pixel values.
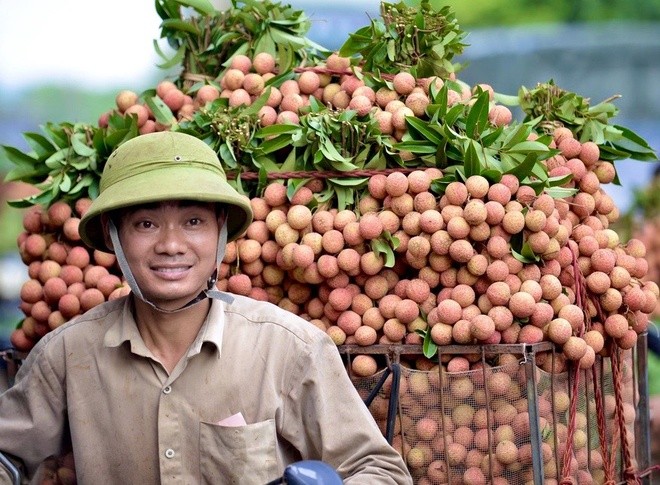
left=631, top=212, right=660, bottom=318
left=99, top=51, right=510, bottom=144
left=352, top=350, right=637, bottom=484
left=11, top=199, right=129, bottom=352
left=214, top=122, right=656, bottom=379
left=18, top=70, right=657, bottom=374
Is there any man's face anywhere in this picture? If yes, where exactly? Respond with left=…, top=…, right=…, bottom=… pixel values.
left=116, top=200, right=221, bottom=310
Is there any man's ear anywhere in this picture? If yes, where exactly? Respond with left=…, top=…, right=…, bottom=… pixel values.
left=100, top=214, right=115, bottom=252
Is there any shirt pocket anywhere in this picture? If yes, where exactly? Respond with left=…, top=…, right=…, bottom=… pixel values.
left=199, top=418, right=279, bottom=485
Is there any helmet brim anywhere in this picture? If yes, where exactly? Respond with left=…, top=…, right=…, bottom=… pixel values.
left=79, top=164, right=252, bottom=252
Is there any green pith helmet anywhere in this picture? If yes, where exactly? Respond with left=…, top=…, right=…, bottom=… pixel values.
left=79, top=131, right=253, bottom=252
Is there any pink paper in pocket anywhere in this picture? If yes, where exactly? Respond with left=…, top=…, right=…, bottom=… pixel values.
left=217, top=412, right=247, bottom=427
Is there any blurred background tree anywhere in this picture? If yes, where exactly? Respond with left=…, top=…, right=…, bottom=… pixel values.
left=435, top=0, right=660, bottom=26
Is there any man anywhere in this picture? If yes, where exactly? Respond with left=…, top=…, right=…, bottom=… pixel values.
left=0, top=132, right=412, bottom=484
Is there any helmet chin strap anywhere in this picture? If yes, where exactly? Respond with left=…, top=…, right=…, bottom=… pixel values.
left=108, top=218, right=234, bottom=314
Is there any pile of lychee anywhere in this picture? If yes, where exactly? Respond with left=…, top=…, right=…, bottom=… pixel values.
left=353, top=351, right=638, bottom=485
left=11, top=199, right=129, bottom=352
left=631, top=211, right=660, bottom=318
left=100, top=51, right=510, bottom=141
left=17, top=51, right=657, bottom=373
left=211, top=123, right=656, bottom=378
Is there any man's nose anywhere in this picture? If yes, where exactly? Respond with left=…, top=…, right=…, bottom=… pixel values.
left=155, top=226, right=187, bottom=254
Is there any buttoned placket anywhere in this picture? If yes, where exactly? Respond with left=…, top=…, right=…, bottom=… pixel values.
left=153, top=361, right=186, bottom=482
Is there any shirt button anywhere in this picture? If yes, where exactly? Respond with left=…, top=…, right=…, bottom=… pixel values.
left=165, top=449, right=175, bottom=459
left=163, top=386, right=172, bottom=394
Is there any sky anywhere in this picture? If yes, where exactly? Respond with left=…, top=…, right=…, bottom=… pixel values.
left=0, top=0, right=164, bottom=92
left=0, top=0, right=372, bottom=92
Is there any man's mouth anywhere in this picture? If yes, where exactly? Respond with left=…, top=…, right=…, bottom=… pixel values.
left=151, top=264, right=192, bottom=278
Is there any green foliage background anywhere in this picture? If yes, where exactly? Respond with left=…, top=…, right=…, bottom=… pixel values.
left=427, top=0, right=660, bottom=26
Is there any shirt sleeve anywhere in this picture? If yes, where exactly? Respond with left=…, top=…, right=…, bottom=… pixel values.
left=280, top=332, right=413, bottom=484
left=0, top=338, right=67, bottom=479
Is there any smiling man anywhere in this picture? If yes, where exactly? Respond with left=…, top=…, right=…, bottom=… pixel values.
left=0, top=132, right=412, bottom=484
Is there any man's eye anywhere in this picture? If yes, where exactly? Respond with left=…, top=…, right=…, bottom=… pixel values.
left=189, top=218, right=202, bottom=226
left=137, top=221, right=153, bottom=229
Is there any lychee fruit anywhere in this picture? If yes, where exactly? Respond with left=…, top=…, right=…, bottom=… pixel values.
left=392, top=72, right=416, bottom=95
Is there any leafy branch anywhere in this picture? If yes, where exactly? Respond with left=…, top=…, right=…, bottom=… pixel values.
left=254, top=98, right=402, bottom=209
left=393, top=84, right=560, bottom=194
left=338, top=0, right=468, bottom=78
left=155, top=0, right=329, bottom=84
left=2, top=116, right=140, bottom=208
left=518, top=80, right=657, bottom=162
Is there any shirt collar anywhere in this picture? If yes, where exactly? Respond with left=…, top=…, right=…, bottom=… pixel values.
left=188, top=298, right=225, bottom=358
left=103, top=296, right=226, bottom=358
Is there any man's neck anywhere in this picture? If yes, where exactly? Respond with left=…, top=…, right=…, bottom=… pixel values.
left=133, top=297, right=211, bottom=374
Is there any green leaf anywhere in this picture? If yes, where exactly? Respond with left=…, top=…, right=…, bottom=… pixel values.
left=146, top=96, right=176, bottom=126
left=464, top=140, right=482, bottom=178
left=430, top=174, right=456, bottom=195
left=2, top=145, right=40, bottom=169
left=276, top=43, right=295, bottom=73
left=531, top=161, right=548, bottom=182
left=465, top=90, right=490, bottom=139
left=44, top=150, right=67, bottom=169
left=546, top=173, right=573, bottom=187
left=507, top=140, right=550, bottom=154
left=443, top=104, right=465, bottom=127
left=174, top=0, right=217, bottom=16
left=328, top=177, right=368, bottom=187
left=405, top=117, right=444, bottom=145
left=521, top=241, right=540, bottom=262
left=155, top=43, right=185, bottom=70
left=371, top=239, right=395, bottom=268
left=88, top=179, right=100, bottom=199
left=504, top=152, right=538, bottom=181
left=339, top=34, right=374, bottom=57
left=258, top=135, right=293, bottom=155
left=501, top=124, right=532, bottom=151
left=511, top=247, right=537, bottom=264
left=422, top=329, right=438, bottom=359
left=255, top=157, right=281, bottom=174
left=4, top=165, right=42, bottom=183
left=335, top=186, right=350, bottom=211
left=364, top=152, right=386, bottom=170
left=23, top=133, right=56, bottom=158
left=545, top=187, right=579, bottom=199
left=381, top=230, right=400, bottom=252
left=160, top=18, right=201, bottom=35
left=279, top=148, right=297, bottom=172
left=256, top=124, right=300, bottom=137
left=69, top=173, right=94, bottom=194
left=59, top=173, right=73, bottom=192
left=69, top=157, right=92, bottom=170
left=394, top=140, right=438, bottom=154
left=320, top=138, right=352, bottom=164
left=7, top=190, right=56, bottom=208
left=71, top=134, right=96, bottom=157
left=254, top=33, right=277, bottom=57
left=493, top=92, right=520, bottom=106
left=612, top=124, right=656, bottom=151
left=481, top=169, right=502, bottom=184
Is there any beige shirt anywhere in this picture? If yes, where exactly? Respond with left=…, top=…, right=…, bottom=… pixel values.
left=0, top=294, right=412, bottom=484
